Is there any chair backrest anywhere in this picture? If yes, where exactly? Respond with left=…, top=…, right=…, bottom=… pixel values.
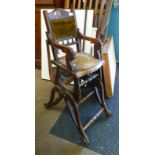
left=43, top=9, right=81, bottom=55
left=43, top=9, right=80, bottom=81
left=44, top=9, right=77, bottom=41
left=64, top=0, right=113, bottom=41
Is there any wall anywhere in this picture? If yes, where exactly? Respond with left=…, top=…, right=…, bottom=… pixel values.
left=107, top=6, right=119, bottom=61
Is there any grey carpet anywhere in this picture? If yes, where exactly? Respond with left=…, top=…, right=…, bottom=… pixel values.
left=50, top=66, right=119, bottom=155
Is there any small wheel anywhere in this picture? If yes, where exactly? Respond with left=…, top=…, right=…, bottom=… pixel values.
left=81, top=134, right=90, bottom=144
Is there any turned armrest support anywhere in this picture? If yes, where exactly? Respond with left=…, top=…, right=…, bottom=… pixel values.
left=51, top=60, right=75, bottom=76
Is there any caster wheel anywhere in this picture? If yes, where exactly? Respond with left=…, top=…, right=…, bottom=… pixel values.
left=81, top=134, right=90, bottom=144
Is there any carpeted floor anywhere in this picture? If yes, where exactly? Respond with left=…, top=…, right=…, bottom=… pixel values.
left=35, top=66, right=119, bottom=155
left=51, top=66, right=119, bottom=155
left=35, top=70, right=101, bottom=155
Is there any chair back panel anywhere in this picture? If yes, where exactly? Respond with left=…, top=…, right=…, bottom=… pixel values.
left=50, top=17, right=76, bottom=39
left=44, top=9, right=77, bottom=41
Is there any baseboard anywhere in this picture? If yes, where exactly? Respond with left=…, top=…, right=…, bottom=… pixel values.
left=35, top=59, right=41, bottom=69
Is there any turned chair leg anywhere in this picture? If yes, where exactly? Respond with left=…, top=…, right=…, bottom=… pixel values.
left=64, top=93, right=89, bottom=144
left=95, top=86, right=102, bottom=104
left=97, top=79, right=112, bottom=117
left=44, top=86, right=63, bottom=109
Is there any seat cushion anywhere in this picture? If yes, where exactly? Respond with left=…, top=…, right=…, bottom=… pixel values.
left=59, top=52, right=104, bottom=71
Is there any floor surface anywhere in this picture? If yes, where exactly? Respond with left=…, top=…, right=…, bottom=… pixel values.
left=35, top=69, right=101, bottom=155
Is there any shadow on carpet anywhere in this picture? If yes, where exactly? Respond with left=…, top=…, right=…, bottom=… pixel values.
left=50, top=67, right=119, bottom=155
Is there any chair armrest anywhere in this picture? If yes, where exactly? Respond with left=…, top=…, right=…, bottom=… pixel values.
left=47, top=40, right=76, bottom=71
left=78, top=31, right=103, bottom=60
left=48, top=40, right=76, bottom=60
left=78, top=32, right=100, bottom=44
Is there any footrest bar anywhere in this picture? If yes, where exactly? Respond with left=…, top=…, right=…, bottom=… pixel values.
left=83, top=108, right=104, bottom=131
left=79, top=90, right=95, bottom=104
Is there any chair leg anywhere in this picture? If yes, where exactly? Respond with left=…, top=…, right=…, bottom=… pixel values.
left=64, top=93, right=89, bottom=144
left=95, top=86, right=102, bottom=104
left=73, top=78, right=81, bottom=102
left=44, top=86, right=63, bottom=109
left=97, top=79, right=112, bottom=117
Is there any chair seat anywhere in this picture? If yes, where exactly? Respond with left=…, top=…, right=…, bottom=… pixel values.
left=59, top=52, right=104, bottom=77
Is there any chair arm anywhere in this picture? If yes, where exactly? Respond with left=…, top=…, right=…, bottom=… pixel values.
left=78, top=32, right=100, bottom=44
left=48, top=40, right=76, bottom=60
left=78, top=32, right=103, bottom=60
left=48, top=40, right=76, bottom=71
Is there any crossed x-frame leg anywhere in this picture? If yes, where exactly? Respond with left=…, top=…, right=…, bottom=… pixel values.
left=44, top=76, right=112, bottom=144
